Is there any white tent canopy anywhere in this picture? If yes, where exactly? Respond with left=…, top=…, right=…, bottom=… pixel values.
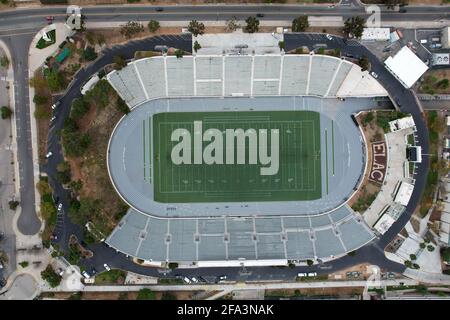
left=384, top=46, right=429, bottom=88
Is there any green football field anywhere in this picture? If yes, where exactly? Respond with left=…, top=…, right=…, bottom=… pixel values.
left=152, top=111, right=321, bottom=203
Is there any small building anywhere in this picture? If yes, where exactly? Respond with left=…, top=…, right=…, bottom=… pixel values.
left=374, top=203, right=406, bottom=235
left=441, top=26, right=450, bottom=49
left=432, top=53, right=450, bottom=66
left=361, top=28, right=390, bottom=41
left=389, top=115, right=416, bottom=132
left=384, top=46, right=429, bottom=88
left=407, top=146, right=422, bottom=163
left=394, top=181, right=414, bottom=206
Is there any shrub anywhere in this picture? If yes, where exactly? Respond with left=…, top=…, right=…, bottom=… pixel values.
left=193, top=41, right=202, bottom=53
left=70, top=97, right=90, bottom=119
left=33, top=94, right=49, bottom=105
left=41, top=265, right=62, bottom=288
left=137, top=288, right=156, bottom=300
left=427, top=245, right=435, bottom=252
left=1, top=106, right=12, bottom=119
left=148, top=20, right=160, bottom=33
left=113, top=55, right=127, bottom=71
left=8, top=200, right=19, bottom=210
left=82, top=46, right=97, bottom=61
left=306, top=259, right=314, bottom=266
left=409, top=254, right=417, bottom=261
left=116, top=97, right=130, bottom=115
left=0, top=55, right=9, bottom=68
left=175, top=49, right=184, bottom=59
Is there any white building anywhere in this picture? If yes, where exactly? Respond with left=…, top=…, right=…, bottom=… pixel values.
left=389, top=116, right=416, bottom=132
left=361, top=28, right=390, bottom=41
left=394, top=182, right=414, bottom=206
left=384, top=46, right=429, bottom=88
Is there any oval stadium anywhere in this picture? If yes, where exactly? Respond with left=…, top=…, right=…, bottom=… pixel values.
left=102, top=53, right=393, bottom=266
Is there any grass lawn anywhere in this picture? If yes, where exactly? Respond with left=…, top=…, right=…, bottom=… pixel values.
left=36, top=29, right=56, bottom=49
left=419, top=70, right=450, bottom=95
left=94, top=269, right=127, bottom=285
left=152, top=111, right=322, bottom=203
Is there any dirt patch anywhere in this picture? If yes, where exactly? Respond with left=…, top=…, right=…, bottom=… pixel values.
left=65, top=87, right=128, bottom=235
left=419, top=69, right=450, bottom=95
left=40, top=290, right=197, bottom=300
left=347, top=111, right=383, bottom=213
left=265, top=286, right=363, bottom=298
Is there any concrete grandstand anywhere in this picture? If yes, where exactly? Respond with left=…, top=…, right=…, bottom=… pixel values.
left=104, top=53, right=388, bottom=266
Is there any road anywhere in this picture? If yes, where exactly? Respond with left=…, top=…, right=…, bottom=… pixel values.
left=0, top=4, right=450, bottom=36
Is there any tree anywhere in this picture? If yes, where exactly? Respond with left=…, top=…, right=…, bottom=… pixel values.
left=384, top=0, right=407, bottom=10
left=33, top=94, right=49, bottom=105
left=8, top=200, right=19, bottom=210
left=46, top=69, right=65, bottom=92
left=56, top=161, right=71, bottom=185
left=1, top=106, right=12, bottom=119
left=70, top=97, right=90, bottom=119
left=40, top=201, right=56, bottom=221
left=174, top=49, right=184, bottom=59
left=306, top=259, right=314, bottom=266
left=427, top=245, right=435, bottom=252
left=343, top=16, right=366, bottom=39
left=69, top=180, right=83, bottom=192
left=187, top=20, right=205, bottom=37
left=409, top=254, right=417, bottom=260
left=116, top=97, right=130, bottom=115
left=226, top=16, right=240, bottom=32
left=84, top=79, right=113, bottom=109
left=148, top=20, right=160, bottom=33
left=0, top=55, right=9, bottom=68
left=245, top=16, right=260, bottom=33
left=41, top=265, right=62, bottom=288
left=193, top=41, right=202, bottom=53
left=278, top=41, right=285, bottom=52
left=82, top=46, right=97, bottom=61
left=136, top=288, right=156, bottom=300
left=68, top=197, right=102, bottom=226
left=292, top=16, right=309, bottom=32
left=113, top=55, right=127, bottom=71
left=120, top=21, right=144, bottom=39
left=358, top=55, right=370, bottom=71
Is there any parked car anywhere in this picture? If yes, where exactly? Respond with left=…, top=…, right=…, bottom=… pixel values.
left=307, top=272, right=317, bottom=277
left=297, top=272, right=307, bottom=277
left=191, top=277, right=199, bottom=283
left=58, top=268, right=64, bottom=276
left=326, top=34, right=333, bottom=40
left=183, top=277, right=191, bottom=284
left=103, top=263, right=111, bottom=272
left=217, top=275, right=227, bottom=282
left=256, top=13, right=265, bottom=18
left=370, top=71, right=379, bottom=79
left=81, top=271, right=91, bottom=279
left=57, top=203, right=63, bottom=212
left=155, top=7, right=163, bottom=12
left=45, top=151, right=53, bottom=159
left=90, top=267, right=98, bottom=275
left=51, top=101, right=61, bottom=110
left=0, top=261, right=4, bottom=269
left=50, top=115, right=56, bottom=122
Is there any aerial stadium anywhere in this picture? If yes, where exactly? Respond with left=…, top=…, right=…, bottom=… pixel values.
left=104, top=52, right=390, bottom=266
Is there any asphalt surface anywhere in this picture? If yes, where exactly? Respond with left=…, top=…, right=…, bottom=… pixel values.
left=1, top=34, right=42, bottom=235
left=0, top=4, right=450, bottom=37
left=37, top=32, right=428, bottom=282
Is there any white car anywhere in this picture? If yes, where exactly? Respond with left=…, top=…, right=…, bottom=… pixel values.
left=50, top=116, right=56, bottom=122
left=58, top=268, right=64, bottom=276
left=297, top=272, right=307, bottom=277
left=370, top=71, right=379, bottom=79
left=81, top=271, right=91, bottom=279
left=103, top=263, right=111, bottom=272
left=191, top=277, right=199, bottom=283
left=45, top=151, right=53, bottom=159
left=326, top=34, right=333, bottom=40
left=57, top=203, right=63, bottom=212
left=183, top=277, right=191, bottom=284
left=308, top=272, right=317, bottom=277
left=51, top=101, right=61, bottom=110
